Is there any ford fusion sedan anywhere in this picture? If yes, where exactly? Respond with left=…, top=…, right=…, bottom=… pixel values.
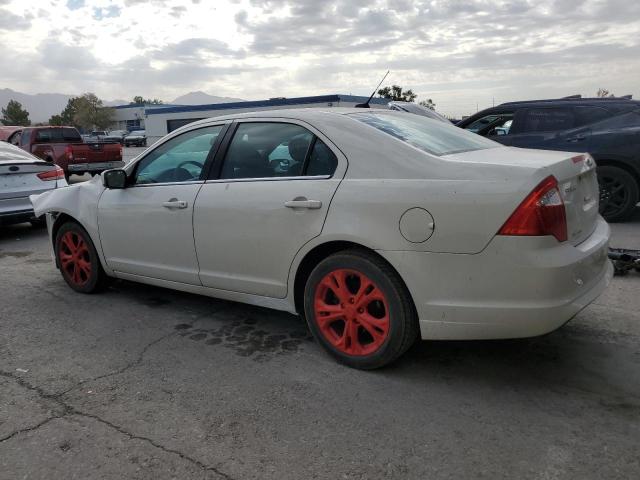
left=1, top=141, right=67, bottom=226
left=31, top=108, right=612, bottom=369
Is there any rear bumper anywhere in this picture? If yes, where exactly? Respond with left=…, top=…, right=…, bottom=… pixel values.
left=0, top=196, right=41, bottom=225
left=0, top=208, right=37, bottom=225
left=379, top=216, right=612, bottom=340
left=67, top=160, right=124, bottom=172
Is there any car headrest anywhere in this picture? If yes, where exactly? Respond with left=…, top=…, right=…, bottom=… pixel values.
left=288, top=134, right=311, bottom=163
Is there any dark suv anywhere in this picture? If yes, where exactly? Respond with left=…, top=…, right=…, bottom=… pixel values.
left=457, top=97, right=640, bottom=222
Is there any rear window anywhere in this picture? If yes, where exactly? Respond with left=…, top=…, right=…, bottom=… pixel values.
left=35, top=128, right=81, bottom=143
left=351, top=112, right=498, bottom=156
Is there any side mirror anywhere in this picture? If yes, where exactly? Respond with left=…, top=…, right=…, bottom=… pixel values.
left=102, top=169, right=127, bottom=189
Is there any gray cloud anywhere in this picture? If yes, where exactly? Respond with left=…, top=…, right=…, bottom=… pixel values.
left=0, top=7, right=31, bottom=30
left=0, top=0, right=639, bottom=117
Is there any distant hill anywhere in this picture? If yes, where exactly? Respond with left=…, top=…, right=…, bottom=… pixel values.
left=171, top=91, right=245, bottom=105
left=0, top=88, right=74, bottom=123
left=104, top=99, right=129, bottom=107
left=0, top=88, right=247, bottom=124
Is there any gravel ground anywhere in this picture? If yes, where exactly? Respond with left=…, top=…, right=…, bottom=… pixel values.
left=1, top=202, right=639, bottom=479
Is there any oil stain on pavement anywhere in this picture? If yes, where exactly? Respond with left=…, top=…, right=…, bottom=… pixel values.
left=174, top=317, right=313, bottom=361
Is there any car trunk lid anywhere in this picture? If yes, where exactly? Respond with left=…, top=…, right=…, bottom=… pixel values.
left=444, top=146, right=600, bottom=247
left=553, top=154, right=600, bottom=246
left=0, top=160, right=59, bottom=200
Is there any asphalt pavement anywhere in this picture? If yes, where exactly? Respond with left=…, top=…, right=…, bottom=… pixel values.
left=1, top=202, right=639, bottom=479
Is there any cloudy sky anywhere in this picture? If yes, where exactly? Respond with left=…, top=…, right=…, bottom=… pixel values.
left=0, top=0, right=639, bottom=117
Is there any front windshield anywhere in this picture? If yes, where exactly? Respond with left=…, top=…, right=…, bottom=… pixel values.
left=351, top=112, right=500, bottom=156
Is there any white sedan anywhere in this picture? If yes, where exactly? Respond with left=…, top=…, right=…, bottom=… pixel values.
left=1, top=141, right=67, bottom=227
left=31, top=108, right=612, bottom=369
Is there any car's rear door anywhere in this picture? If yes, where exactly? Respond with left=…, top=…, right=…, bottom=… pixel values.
left=193, top=119, right=346, bottom=298
left=505, top=107, right=592, bottom=151
left=97, top=124, right=227, bottom=284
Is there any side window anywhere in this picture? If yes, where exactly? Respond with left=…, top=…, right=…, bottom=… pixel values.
left=134, top=125, right=223, bottom=185
left=20, top=129, right=31, bottom=147
left=220, top=123, right=313, bottom=179
left=63, top=128, right=82, bottom=142
left=464, top=113, right=513, bottom=136
left=518, top=108, right=575, bottom=133
left=574, top=106, right=611, bottom=127
left=306, top=139, right=338, bottom=176
left=35, top=129, right=53, bottom=142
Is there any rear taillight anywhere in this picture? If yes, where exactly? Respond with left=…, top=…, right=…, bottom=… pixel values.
left=65, top=145, right=73, bottom=161
left=498, top=175, right=568, bottom=242
left=119, top=144, right=123, bottom=159
left=37, top=165, right=65, bottom=181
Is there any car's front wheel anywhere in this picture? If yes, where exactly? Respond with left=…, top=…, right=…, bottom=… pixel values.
left=597, top=165, right=639, bottom=222
left=304, top=250, right=418, bottom=369
left=55, top=222, right=107, bottom=293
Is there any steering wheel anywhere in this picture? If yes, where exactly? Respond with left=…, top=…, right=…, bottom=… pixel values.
left=174, top=160, right=204, bottom=180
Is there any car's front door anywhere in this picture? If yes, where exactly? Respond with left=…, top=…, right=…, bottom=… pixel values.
left=98, top=124, right=226, bottom=284
left=193, top=120, right=345, bottom=298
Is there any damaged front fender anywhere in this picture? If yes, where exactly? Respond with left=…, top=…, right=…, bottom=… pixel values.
left=29, top=178, right=112, bottom=274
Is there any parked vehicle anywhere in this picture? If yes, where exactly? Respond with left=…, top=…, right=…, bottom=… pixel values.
left=104, top=130, right=129, bottom=144
left=457, top=97, right=640, bottom=222
left=1, top=141, right=67, bottom=226
left=31, top=109, right=612, bottom=369
left=124, top=130, right=146, bottom=147
left=18, top=126, right=124, bottom=179
left=387, top=101, right=451, bottom=123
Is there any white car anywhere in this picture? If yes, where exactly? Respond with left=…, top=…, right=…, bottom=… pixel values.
left=1, top=141, right=67, bottom=227
left=31, top=108, right=612, bottom=369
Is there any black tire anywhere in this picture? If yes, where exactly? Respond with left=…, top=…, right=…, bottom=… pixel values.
left=55, top=222, right=108, bottom=293
left=303, top=249, right=418, bottom=369
left=597, top=165, right=639, bottom=222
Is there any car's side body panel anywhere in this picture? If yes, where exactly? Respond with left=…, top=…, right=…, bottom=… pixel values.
left=195, top=177, right=343, bottom=297
left=98, top=183, right=203, bottom=284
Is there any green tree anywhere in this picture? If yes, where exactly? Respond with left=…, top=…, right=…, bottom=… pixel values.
left=59, top=97, right=83, bottom=126
left=130, top=96, right=163, bottom=105
left=1, top=99, right=30, bottom=126
left=48, top=114, right=64, bottom=126
left=377, top=85, right=417, bottom=102
left=419, top=99, right=436, bottom=110
left=73, top=93, right=115, bottom=130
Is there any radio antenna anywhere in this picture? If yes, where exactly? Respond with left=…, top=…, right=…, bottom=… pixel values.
left=356, top=70, right=390, bottom=108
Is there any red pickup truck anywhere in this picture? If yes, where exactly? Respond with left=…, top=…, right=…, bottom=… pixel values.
left=14, top=126, right=123, bottom=179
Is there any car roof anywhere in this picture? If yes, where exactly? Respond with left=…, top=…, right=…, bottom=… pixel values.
left=498, top=97, right=640, bottom=108
left=184, top=107, right=401, bottom=129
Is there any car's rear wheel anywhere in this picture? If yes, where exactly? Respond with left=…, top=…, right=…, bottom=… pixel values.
left=597, top=165, right=639, bottom=222
left=304, top=250, right=418, bottom=369
left=55, top=222, right=107, bottom=293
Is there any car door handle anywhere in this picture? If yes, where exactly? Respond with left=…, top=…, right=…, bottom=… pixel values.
left=284, top=198, right=322, bottom=209
left=162, top=199, right=188, bottom=209
left=567, top=134, right=587, bottom=142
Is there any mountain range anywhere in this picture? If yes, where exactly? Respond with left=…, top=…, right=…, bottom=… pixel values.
left=0, top=89, right=246, bottom=123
